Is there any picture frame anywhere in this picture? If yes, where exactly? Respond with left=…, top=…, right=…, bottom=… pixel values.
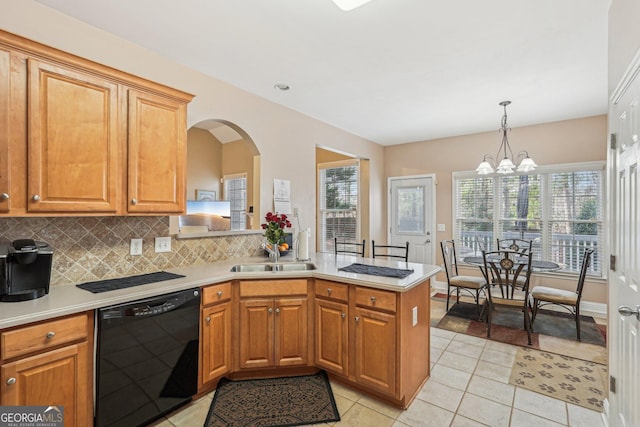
left=196, top=189, right=216, bottom=201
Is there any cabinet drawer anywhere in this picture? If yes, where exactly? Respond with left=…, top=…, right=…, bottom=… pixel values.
left=315, top=280, right=349, bottom=302
left=202, top=282, right=232, bottom=306
left=1, top=313, right=89, bottom=361
left=355, top=287, right=396, bottom=313
left=239, top=279, right=307, bottom=297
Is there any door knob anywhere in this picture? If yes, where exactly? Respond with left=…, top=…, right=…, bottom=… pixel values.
left=618, top=305, right=640, bottom=321
left=0, top=192, right=8, bottom=200
left=275, top=308, right=280, bottom=314
left=206, top=317, right=211, bottom=323
left=268, top=307, right=273, bottom=313
left=131, top=198, right=138, bottom=205
left=32, top=194, right=41, bottom=202
left=425, top=239, right=431, bottom=243
left=6, top=378, right=16, bottom=385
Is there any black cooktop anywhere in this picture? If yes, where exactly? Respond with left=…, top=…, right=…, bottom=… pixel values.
left=76, top=271, right=185, bottom=293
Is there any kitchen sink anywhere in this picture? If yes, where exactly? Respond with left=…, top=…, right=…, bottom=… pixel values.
left=230, top=262, right=316, bottom=272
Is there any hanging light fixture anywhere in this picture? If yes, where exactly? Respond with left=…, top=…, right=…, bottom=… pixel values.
left=476, top=101, right=537, bottom=175
left=331, top=0, right=373, bottom=11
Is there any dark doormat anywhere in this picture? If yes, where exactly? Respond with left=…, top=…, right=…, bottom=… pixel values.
left=204, top=371, right=340, bottom=427
left=436, top=301, right=606, bottom=348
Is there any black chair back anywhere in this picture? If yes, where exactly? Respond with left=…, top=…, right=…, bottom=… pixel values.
left=372, top=240, right=409, bottom=262
left=334, top=238, right=366, bottom=257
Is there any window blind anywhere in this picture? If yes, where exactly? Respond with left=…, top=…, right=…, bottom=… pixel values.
left=224, top=175, right=247, bottom=231
left=318, top=160, right=359, bottom=253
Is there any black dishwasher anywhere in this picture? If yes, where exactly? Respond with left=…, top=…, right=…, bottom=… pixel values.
left=95, top=288, right=200, bottom=427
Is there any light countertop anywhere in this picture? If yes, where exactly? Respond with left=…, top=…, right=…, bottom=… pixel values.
left=0, top=252, right=440, bottom=329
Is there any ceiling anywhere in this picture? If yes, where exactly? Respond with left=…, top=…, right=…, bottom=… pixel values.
left=35, top=0, right=609, bottom=146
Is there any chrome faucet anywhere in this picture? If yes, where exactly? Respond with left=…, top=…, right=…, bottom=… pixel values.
left=261, top=242, right=280, bottom=263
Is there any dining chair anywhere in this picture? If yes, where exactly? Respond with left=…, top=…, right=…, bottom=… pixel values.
left=496, top=238, right=532, bottom=254
left=482, top=249, right=534, bottom=345
left=440, top=240, right=489, bottom=317
left=530, top=248, right=594, bottom=341
left=334, top=237, right=366, bottom=257
left=372, top=240, right=409, bottom=262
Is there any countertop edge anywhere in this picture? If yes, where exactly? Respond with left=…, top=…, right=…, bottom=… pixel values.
left=0, top=253, right=440, bottom=329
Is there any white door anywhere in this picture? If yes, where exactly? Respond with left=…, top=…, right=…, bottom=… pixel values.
left=388, top=175, right=435, bottom=264
left=608, top=53, right=640, bottom=427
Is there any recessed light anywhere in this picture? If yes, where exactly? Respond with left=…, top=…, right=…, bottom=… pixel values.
left=274, top=83, right=290, bottom=91
left=331, top=0, right=373, bottom=11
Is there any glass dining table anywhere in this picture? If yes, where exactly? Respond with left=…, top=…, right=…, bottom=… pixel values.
left=462, top=255, right=561, bottom=272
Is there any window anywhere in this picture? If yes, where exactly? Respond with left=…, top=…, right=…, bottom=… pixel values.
left=318, top=160, right=359, bottom=253
left=453, top=162, right=604, bottom=276
left=224, top=174, right=247, bottom=231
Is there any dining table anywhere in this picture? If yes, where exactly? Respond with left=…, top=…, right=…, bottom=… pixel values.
left=462, top=255, right=560, bottom=272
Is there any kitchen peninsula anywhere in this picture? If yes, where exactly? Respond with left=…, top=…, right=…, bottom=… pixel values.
left=0, top=253, right=439, bottom=424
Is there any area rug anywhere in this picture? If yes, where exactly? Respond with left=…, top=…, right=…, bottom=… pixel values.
left=204, top=371, right=340, bottom=427
left=434, top=299, right=606, bottom=348
left=509, top=346, right=607, bottom=412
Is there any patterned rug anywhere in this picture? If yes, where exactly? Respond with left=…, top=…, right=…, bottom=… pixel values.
left=204, top=371, right=340, bottom=427
left=434, top=299, right=606, bottom=348
left=509, top=347, right=608, bottom=412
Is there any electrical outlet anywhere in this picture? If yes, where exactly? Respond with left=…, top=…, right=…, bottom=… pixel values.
left=155, top=236, right=171, bottom=253
left=130, top=239, right=143, bottom=256
left=293, top=207, right=299, bottom=217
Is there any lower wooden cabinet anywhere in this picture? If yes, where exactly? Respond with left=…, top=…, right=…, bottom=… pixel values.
left=315, top=298, right=348, bottom=376
left=238, top=297, right=308, bottom=369
left=200, top=282, right=232, bottom=387
left=0, top=312, right=93, bottom=427
left=353, top=306, right=397, bottom=396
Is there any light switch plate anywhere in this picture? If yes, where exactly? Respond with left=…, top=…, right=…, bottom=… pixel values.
left=437, top=223, right=446, bottom=232
left=155, top=236, right=172, bottom=253
left=412, top=306, right=418, bottom=326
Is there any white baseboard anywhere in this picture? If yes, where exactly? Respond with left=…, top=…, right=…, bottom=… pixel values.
left=431, top=279, right=608, bottom=320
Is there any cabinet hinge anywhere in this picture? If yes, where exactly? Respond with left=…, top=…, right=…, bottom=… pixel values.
left=610, top=133, right=617, bottom=149
left=610, top=254, right=616, bottom=272
left=610, top=375, right=617, bottom=393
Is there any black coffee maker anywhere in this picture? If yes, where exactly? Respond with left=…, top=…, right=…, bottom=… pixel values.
left=0, top=239, right=53, bottom=302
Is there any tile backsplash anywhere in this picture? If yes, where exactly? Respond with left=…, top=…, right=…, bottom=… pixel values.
left=0, top=217, right=263, bottom=287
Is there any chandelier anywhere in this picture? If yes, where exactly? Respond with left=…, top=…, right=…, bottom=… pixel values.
left=476, top=101, right=537, bottom=175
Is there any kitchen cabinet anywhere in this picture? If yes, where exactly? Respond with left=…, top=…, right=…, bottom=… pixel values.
left=127, top=89, right=187, bottom=214
left=0, top=47, right=10, bottom=213
left=201, top=282, right=232, bottom=386
left=314, top=280, right=349, bottom=376
left=0, top=312, right=94, bottom=427
left=237, top=279, right=310, bottom=370
left=27, top=59, right=119, bottom=213
left=0, top=29, right=193, bottom=216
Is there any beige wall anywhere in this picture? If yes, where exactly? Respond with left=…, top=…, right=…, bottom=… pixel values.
left=384, top=115, right=608, bottom=304
left=187, top=128, right=222, bottom=200
left=222, top=140, right=254, bottom=208
left=0, top=0, right=387, bottom=249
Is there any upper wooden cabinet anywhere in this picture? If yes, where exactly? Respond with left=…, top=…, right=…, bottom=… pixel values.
left=0, top=47, right=10, bottom=213
left=127, top=89, right=186, bottom=213
left=27, top=59, right=119, bottom=213
left=0, top=30, right=193, bottom=216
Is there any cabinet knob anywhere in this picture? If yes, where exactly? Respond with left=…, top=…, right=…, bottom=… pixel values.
left=131, top=198, right=137, bottom=205
left=6, top=377, right=16, bottom=385
left=355, top=316, right=360, bottom=323
left=327, top=288, right=332, bottom=295
left=206, top=317, right=211, bottom=324
left=275, top=308, right=280, bottom=314
left=268, top=307, right=273, bottom=314
left=217, top=291, right=223, bottom=297
left=32, top=194, right=41, bottom=202
left=46, top=331, right=55, bottom=339
left=341, top=312, right=346, bottom=319
left=370, top=296, right=376, bottom=303
left=0, top=192, right=9, bottom=200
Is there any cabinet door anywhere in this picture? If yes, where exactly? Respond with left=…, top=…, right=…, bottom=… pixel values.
left=127, top=89, right=186, bottom=213
left=202, top=302, right=232, bottom=384
left=27, top=59, right=119, bottom=213
left=315, top=298, right=348, bottom=376
left=0, top=342, right=91, bottom=427
left=275, top=298, right=308, bottom=367
left=0, top=48, right=9, bottom=212
left=353, top=307, right=396, bottom=396
left=239, top=299, right=274, bottom=369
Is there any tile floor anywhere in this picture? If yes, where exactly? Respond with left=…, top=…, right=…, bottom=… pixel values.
left=151, top=297, right=607, bottom=427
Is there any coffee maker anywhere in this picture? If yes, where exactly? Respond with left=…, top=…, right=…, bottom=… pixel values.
left=0, top=239, right=53, bottom=302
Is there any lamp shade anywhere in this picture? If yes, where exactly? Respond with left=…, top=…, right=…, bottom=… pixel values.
left=516, top=156, right=538, bottom=172
left=496, top=157, right=515, bottom=174
left=331, top=0, right=372, bottom=10
left=476, top=160, right=494, bottom=175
